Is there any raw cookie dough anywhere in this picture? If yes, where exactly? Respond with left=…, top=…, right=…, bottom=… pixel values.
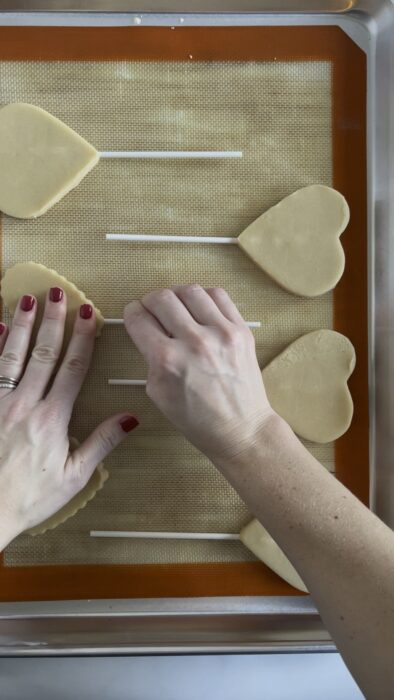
left=1, top=262, right=104, bottom=343
left=27, top=438, right=108, bottom=536
left=240, top=518, right=307, bottom=592
left=262, top=330, right=356, bottom=443
left=0, top=103, right=99, bottom=218
left=238, top=185, right=350, bottom=297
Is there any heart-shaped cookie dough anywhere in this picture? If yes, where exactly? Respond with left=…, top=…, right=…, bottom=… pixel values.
left=262, top=330, right=356, bottom=443
left=27, top=438, right=108, bottom=536
left=240, top=518, right=307, bottom=592
left=237, top=185, right=350, bottom=297
left=0, top=103, right=99, bottom=218
left=1, top=261, right=104, bottom=344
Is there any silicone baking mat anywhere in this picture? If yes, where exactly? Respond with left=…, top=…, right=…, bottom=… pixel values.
left=0, top=26, right=367, bottom=600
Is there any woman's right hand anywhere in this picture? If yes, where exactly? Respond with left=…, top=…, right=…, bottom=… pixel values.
left=124, top=285, right=273, bottom=464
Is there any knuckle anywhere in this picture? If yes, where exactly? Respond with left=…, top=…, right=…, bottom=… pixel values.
left=12, top=318, right=32, bottom=330
left=42, top=398, right=62, bottom=422
left=76, top=321, right=96, bottom=337
left=125, top=301, right=143, bottom=321
left=143, top=289, right=169, bottom=306
left=32, top=343, right=59, bottom=364
left=220, top=324, right=244, bottom=347
left=157, top=346, right=174, bottom=366
left=0, top=350, right=23, bottom=367
left=97, top=427, right=118, bottom=452
left=155, top=289, right=174, bottom=303
left=209, top=286, right=227, bottom=299
left=188, top=330, right=210, bottom=354
left=154, top=346, right=179, bottom=376
left=64, top=456, right=85, bottom=491
left=65, top=354, right=88, bottom=375
left=2, top=397, right=24, bottom=423
left=183, top=284, right=203, bottom=296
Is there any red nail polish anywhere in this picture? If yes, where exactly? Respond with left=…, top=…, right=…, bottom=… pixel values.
left=0, top=323, right=6, bottom=335
left=80, top=304, right=93, bottom=320
left=50, top=287, right=63, bottom=303
left=120, top=416, right=139, bottom=433
left=20, top=295, right=35, bottom=312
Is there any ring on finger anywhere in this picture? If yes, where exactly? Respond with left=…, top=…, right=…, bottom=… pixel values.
left=0, top=375, right=19, bottom=390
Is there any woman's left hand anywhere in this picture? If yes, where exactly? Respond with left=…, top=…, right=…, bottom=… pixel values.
left=0, top=288, right=138, bottom=549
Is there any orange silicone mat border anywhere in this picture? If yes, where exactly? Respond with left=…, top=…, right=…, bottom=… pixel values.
left=0, top=25, right=367, bottom=601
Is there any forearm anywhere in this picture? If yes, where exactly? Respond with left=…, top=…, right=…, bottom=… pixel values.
left=214, top=413, right=394, bottom=700
left=124, top=286, right=394, bottom=698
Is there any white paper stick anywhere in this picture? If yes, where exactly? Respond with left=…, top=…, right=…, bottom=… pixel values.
left=104, top=318, right=261, bottom=329
left=109, top=379, right=147, bottom=386
left=99, top=150, right=242, bottom=159
left=104, top=318, right=125, bottom=325
left=106, top=233, right=238, bottom=244
left=90, top=530, right=240, bottom=540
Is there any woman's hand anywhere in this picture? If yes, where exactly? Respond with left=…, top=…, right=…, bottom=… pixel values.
left=124, top=285, right=272, bottom=464
left=0, top=288, right=138, bottom=549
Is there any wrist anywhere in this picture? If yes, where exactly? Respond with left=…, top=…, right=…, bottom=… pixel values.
left=212, top=409, right=289, bottom=475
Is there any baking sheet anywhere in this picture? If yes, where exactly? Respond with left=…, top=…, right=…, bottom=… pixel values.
left=0, top=25, right=368, bottom=599
left=2, top=57, right=333, bottom=567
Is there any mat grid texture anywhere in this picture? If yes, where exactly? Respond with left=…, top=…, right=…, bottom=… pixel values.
left=0, top=59, right=333, bottom=566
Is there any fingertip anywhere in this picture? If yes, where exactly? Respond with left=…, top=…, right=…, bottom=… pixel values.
left=119, top=414, right=139, bottom=433
left=72, top=303, right=96, bottom=336
left=123, top=300, right=142, bottom=325
left=124, top=299, right=141, bottom=314
left=20, top=294, right=36, bottom=313
left=42, top=287, right=67, bottom=324
left=48, top=286, right=64, bottom=304
left=80, top=303, right=93, bottom=320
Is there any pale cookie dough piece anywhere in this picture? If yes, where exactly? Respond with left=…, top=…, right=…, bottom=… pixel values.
left=240, top=518, right=307, bottom=593
left=1, top=262, right=104, bottom=343
left=27, top=438, right=109, bottom=536
left=238, top=185, right=350, bottom=297
left=262, top=330, right=356, bottom=443
left=0, top=103, right=99, bottom=218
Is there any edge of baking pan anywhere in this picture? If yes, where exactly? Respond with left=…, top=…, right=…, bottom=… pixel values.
left=0, top=0, right=392, bottom=655
left=0, top=597, right=334, bottom=656
left=0, top=1, right=360, bottom=14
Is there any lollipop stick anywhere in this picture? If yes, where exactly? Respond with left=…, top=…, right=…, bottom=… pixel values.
left=104, top=318, right=125, bottom=325
left=89, top=528, right=306, bottom=592
left=104, top=318, right=261, bottom=328
left=99, top=150, right=242, bottom=159
left=90, top=530, right=240, bottom=540
left=106, top=233, right=238, bottom=244
left=109, top=379, right=147, bottom=386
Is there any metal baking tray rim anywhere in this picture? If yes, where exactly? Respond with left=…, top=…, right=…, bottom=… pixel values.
left=0, top=0, right=392, bottom=655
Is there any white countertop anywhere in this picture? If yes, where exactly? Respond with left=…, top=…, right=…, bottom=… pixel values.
left=0, top=652, right=364, bottom=699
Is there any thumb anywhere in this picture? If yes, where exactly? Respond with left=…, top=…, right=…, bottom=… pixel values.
left=68, top=413, right=139, bottom=483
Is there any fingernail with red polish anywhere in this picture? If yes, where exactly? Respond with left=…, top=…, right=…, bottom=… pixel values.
left=50, top=287, right=63, bottom=303
left=20, top=295, right=35, bottom=312
left=0, top=323, right=6, bottom=335
left=120, top=415, right=139, bottom=433
left=80, top=304, right=93, bottom=320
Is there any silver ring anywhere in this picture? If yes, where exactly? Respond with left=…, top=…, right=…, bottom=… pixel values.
left=0, top=375, right=19, bottom=390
